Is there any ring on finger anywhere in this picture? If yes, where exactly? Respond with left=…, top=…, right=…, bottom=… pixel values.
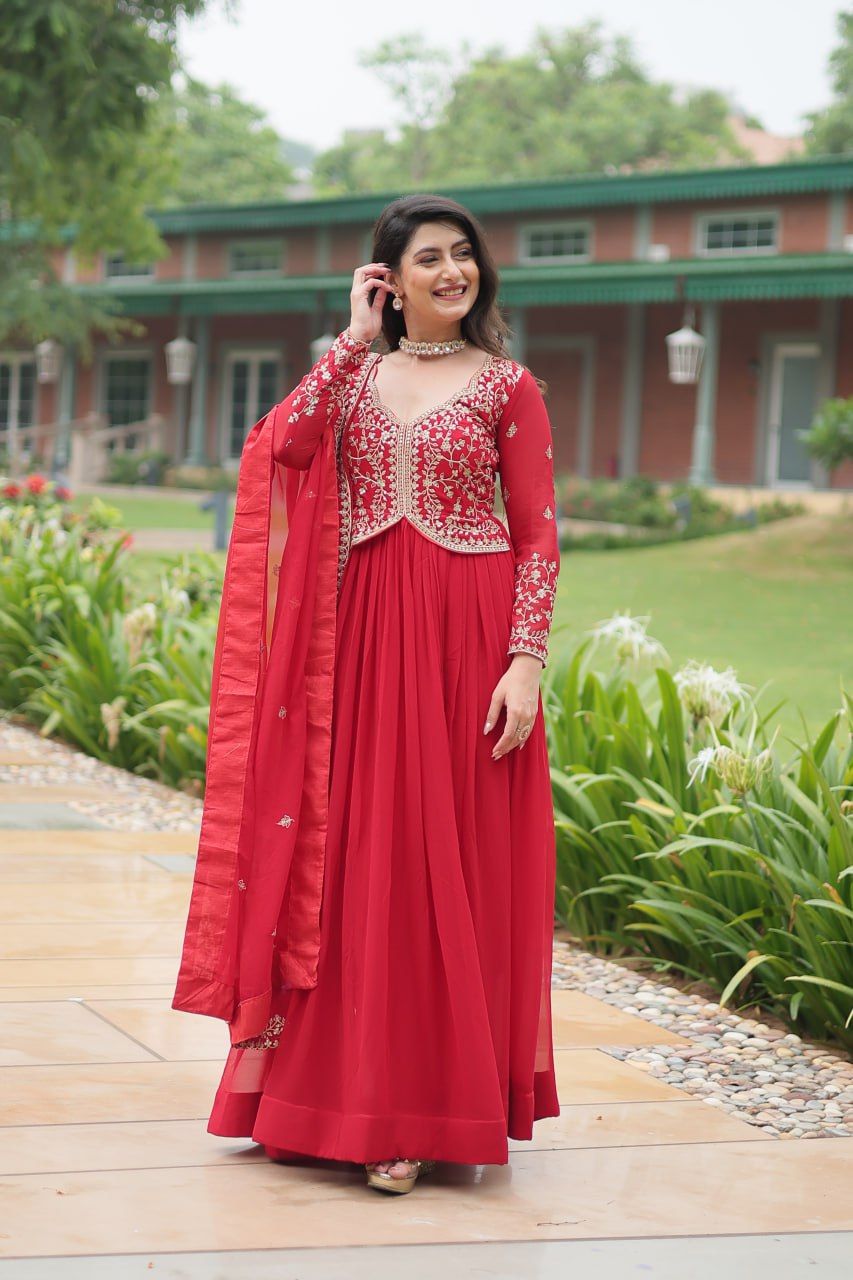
left=516, top=724, right=532, bottom=742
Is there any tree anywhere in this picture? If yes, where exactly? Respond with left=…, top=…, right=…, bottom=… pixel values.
left=0, top=0, right=209, bottom=347
left=313, top=24, right=743, bottom=196
left=805, top=10, right=853, bottom=154
left=160, top=79, right=295, bottom=206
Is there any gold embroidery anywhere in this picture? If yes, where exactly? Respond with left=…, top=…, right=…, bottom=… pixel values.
left=543, top=505, right=554, bottom=520
left=508, top=552, right=558, bottom=664
left=276, top=814, right=294, bottom=828
left=545, top=444, right=553, bottom=459
left=341, top=359, right=523, bottom=557
left=277, top=706, right=287, bottom=719
left=506, top=422, right=518, bottom=438
left=234, top=1013, right=286, bottom=1051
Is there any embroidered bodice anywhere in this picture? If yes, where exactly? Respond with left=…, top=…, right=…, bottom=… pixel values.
left=273, top=331, right=559, bottom=664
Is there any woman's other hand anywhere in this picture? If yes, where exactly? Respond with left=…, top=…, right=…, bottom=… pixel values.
left=484, top=653, right=542, bottom=760
left=348, top=263, right=394, bottom=345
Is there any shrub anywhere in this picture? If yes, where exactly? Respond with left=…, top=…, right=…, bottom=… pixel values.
left=800, top=397, right=853, bottom=478
left=543, top=619, right=853, bottom=1051
left=0, top=488, right=220, bottom=794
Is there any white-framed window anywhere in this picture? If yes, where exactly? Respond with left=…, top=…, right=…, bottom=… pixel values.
left=227, top=240, right=284, bottom=277
left=0, top=355, right=38, bottom=452
left=519, top=221, right=592, bottom=264
left=103, top=253, right=155, bottom=281
left=220, top=348, right=282, bottom=461
left=696, top=211, right=779, bottom=257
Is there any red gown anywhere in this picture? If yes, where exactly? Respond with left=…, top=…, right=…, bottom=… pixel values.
left=179, top=332, right=560, bottom=1166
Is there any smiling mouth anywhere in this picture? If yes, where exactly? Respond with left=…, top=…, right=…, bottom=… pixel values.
left=433, top=286, right=467, bottom=299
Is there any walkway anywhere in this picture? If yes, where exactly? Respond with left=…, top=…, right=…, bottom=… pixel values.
left=1, top=721, right=852, bottom=1278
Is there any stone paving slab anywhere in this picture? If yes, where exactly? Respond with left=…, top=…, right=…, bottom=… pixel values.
left=1, top=717, right=852, bottom=1268
left=3, top=1235, right=852, bottom=1280
left=3, top=1141, right=853, bottom=1257
left=0, top=803, right=105, bottom=830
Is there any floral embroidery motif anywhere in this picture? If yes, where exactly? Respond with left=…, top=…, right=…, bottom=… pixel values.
left=341, top=359, right=523, bottom=556
left=508, top=552, right=559, bottom=665
left=543, top=505, right=554, bottom=520
left=545, top=444, right=552, bottom=459
left=286, top=330, right=370, bottom=426
left=276, top=814, right=294, bottom=828
left=237, top=879, right=247, bottom=891
left=277, top=706, right=287, bottom=719
left=234, top=1013, right=286, bottom=1051
left=505, top=421, right=518, bottom=438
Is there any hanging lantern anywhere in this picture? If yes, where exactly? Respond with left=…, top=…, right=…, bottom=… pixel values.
left=310, top=332, right=336, bottom=365
left=165, top=335, right=198, bottom=385
left=34, top=339, right=63, bottom=384
left=665, top=310, right=706, bottom=385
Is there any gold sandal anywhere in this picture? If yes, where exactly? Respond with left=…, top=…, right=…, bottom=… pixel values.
left=365, top=1158, right=436, bottom=1195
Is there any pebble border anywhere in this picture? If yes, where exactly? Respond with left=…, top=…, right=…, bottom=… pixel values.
left=2, top=719, right=852, bottom=1140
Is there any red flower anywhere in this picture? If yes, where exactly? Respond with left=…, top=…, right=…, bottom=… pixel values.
left=55, top=485, right=72, bottom=502
left=2, top=483, right=20, bottom=499
left=121, top=533, right=134, bottom=549
left=26, top=474, right=48, bottom=495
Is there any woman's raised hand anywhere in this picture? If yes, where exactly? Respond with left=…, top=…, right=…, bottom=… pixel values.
left=348, top=264, right=395, bottom=345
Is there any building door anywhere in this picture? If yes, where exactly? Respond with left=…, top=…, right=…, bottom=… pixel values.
left=223, top=351, right=280, bottom=461
left=766, top=343, right=819, bottom=486
left=0, top=357, right=37, bottom=462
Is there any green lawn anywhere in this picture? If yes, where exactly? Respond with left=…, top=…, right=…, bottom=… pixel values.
left=73, top=492, right=224, bottom=530
left=120, top=505, right=851, bottom=740
left=553, top=515, right=853, bottom=739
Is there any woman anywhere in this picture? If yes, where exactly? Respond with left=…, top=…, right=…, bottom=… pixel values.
left=174, top=194, right=560, bottom=1195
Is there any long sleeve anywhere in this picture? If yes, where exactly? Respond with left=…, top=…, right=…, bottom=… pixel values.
left=496, top=369, right=560, bottom=665
left=272, top=330, right=372, bottom=469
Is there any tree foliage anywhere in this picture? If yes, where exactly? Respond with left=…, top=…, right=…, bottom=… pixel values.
left=159, top=79, right=295, bottom=206
left=0, top=0, right=208, bottom=346
left=314, top=24, right=742, bottom=195
left=805, top=10, right=853, bottom=154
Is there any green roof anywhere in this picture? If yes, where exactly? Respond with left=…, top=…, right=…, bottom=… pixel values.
left=74, top=252, right=853, bottom=314
left=151, top=156, right=853, bottom=235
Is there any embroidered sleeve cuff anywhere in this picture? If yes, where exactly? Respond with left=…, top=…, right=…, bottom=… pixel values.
left=508, top=552, right=558, bottom=666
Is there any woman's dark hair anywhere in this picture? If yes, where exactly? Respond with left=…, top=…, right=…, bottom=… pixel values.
left=371, top=194, right=509, bottom=356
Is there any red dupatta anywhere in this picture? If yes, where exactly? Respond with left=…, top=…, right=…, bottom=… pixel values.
left=173, top=363, right=370, bottom=1045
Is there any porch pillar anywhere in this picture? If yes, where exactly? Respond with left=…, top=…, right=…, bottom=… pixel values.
left=185, top=315, right=210, bottom=465
left=507, top=307, right=527, bottom=364
left=688, top=302, right=720, bottom=487
left=55, top=348, right=77, bottom=475
left=619, top=303, right=645, bottom=476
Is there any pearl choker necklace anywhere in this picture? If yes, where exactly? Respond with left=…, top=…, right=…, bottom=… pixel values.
left=399, top=337, right=467, bottom=357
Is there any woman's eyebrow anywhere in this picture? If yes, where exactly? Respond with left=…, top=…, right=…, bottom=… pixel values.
left=413, top=239, right=472, bottom=255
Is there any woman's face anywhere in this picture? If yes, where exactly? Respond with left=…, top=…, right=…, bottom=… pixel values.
left=393, top=220, right=480, bottom=337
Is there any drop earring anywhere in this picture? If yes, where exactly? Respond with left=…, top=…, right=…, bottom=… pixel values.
left=392, top=295, right=404, bottom=311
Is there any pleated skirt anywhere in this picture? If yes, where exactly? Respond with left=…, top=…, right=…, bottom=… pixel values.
left=208, top=519, right=559, bottom=1165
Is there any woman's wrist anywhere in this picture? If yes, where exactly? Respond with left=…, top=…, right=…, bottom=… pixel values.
left=345, top=325, right=374, bottom=348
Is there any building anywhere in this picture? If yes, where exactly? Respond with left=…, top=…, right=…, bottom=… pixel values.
left=7, top=155, right=853, bottom=489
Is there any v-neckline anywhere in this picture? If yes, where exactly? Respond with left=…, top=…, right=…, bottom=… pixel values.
left=368, top=354, right=496, bottom=428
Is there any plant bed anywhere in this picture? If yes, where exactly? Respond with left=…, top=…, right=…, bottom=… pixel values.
left=557, top=474, right=804, bottom=550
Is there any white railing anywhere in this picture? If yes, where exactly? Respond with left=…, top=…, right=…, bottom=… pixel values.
left=68, top=415, right=166, bottom=489
left=3, top=415, right=166, bottom=487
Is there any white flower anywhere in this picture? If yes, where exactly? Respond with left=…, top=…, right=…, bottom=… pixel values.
left=164, top=587, right=191, bottom=616
left=122, top=602, right=158, bottom=664
left=687, top=742, right=773, bottom=795
left=588, top=611, right=669, bottom=667
left=100, top=696, right=127, bottom=751
left=675, top=661, right=748, bottom=727
left=688, top=745, right=720, bottom=785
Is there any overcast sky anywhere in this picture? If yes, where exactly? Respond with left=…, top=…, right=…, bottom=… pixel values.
left=178, top=0, right=846, bottom=151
